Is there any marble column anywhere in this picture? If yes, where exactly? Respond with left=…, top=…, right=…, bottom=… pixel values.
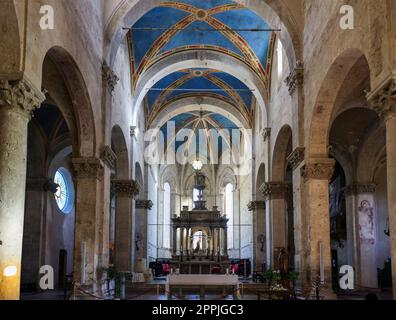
left=0, top=78, right=45, bottom=300
left=368, top=76, right=396, bottom=298
left=110, top=179, right=139, bottom=272
left=301, top=158, right=336, bottom=298
left=260, top=182, right=291, bottom=269
left=248, top=201, right=266, bottom=272
left=135, top=199, right=153, bottom=268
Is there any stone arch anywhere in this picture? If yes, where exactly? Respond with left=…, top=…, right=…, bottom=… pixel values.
left=159, top=165, right=178, bottom=193
left=218, top=166, right=238, bottom=189
left=133, top=50, right=268, bottom=126
left=183, top=165, right=215, bottom=202
left=104, top=0, right=300, bottom=69
left=308, top=49, right=371, bottom=158
left=135, top=162, right=144, bottom=194
left=111, top=125, right=129, bottom=179
left=111, top=125, right=132, bottom=271
left=150, top=96, right=250, bottom=130
left=42, top=47, right=96, bottom=157
left=0, top=0, right=21, bottom=74
left=256, top=163, right=266, bottom=200
left=356, top=119, right=386, bottom=183
left=271, top=125, right=292, bottom=181
left=329, top=107, right=381, bottom=185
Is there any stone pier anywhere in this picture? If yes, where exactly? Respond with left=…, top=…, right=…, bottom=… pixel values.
left=301, top=158, right=336, bottom=299
left=368, top=76, right=396, bottom=298
left=0, top=78, right=45, bottom=300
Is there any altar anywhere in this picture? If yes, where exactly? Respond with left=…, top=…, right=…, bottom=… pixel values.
left=171, top=162, right=230, bottom=273
left=166, top=274, right=240, bottom=299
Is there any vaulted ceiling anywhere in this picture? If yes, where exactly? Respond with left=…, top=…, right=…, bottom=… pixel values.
left=128, top=0, right=275, bottom=161
left=146, top=68, right=253, bottom=125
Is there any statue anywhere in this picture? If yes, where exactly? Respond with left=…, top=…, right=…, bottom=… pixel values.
left=277, top=248, right=288, bottom=275
left=194, top=240, right=201, bottom=253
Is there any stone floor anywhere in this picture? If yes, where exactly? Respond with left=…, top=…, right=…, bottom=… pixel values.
left=20, top=278, right=393, bottom=301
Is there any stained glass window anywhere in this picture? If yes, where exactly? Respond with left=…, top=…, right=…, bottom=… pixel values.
left=54, top=168, right=74, bottom=214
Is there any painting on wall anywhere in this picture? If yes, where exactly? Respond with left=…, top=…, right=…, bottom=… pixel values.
left=358, top=200, right=375, bottom=245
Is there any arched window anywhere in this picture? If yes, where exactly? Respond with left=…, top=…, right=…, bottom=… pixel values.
left=163, top=183, right=171, bottom=248
left=193, top=188, right=199, bottom=202
left=225, top=183, right=234, bottom=249
left=277, top=38, right=283, bottom=77
left=54, top=167, right=74, bottom=214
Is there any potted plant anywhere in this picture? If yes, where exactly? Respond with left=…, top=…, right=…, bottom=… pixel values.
left=103, top=266, right=121, bottom=299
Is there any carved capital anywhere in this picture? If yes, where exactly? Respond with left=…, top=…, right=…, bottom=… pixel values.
left=344, top=183, right=376, bottom=196
left=287, top=147, right=305, bottom=170
left=102, top=62, right=119, bottom=93
left=367, top=75, right=396, bottom=121
left=248, top=201, right=266, bottom=211
left=301, top=158, right=335, bottom=181
left=111, top=179, right=139, bottom=198
left=136, top=199, right=153, bottom=210
left=260, top=182, right=291, bottom=200
left=0, top=77, right=45, bottom=118
left=130, top=126, right=137, bottom=138
left=285, top=61, right=304, bottom=95
left=262, top=128, right=271, bottom=142
left=72, top=158, right=104, bottom=180
left=101, top=145, right=117, bottom=169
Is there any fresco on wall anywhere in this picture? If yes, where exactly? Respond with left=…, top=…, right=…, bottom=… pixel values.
left=359, top=200, right=375, bottom=244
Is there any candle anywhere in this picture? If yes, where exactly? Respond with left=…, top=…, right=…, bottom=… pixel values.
left=319, top=242, right=324, bottom=283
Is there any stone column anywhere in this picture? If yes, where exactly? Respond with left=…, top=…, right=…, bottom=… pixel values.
left=180, top=227, right=185, bottom=254
left=110, top=179, right=139, bottom=272
left=301, top=158, right=336, bottom=298
left=248, top=201, right=266, bottom=272
left=72, top=158, right=105, bottom=290
left=187, top=228, right=192, bottom=254
left=223, top=227, right=228, bottom=257
left=135, top=200, right=153, bottom=267
left=100, top=146, right=116, bottom=291
left=172, top=226, right=177, bottom=256
left=260, top=182, right=291, bottom=269
left=209, top=227, right=214, bottom=258
left=217, top=228, right=221, bottom=258
left=0, top=78, right=45, bottom=300
left=23, top=178, right=56, bottom=289
left=368, top=77, right=396, bottom=298
left=287, top=147, right=307, bottom=291
left=344, top=183, right=377, bottom=288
